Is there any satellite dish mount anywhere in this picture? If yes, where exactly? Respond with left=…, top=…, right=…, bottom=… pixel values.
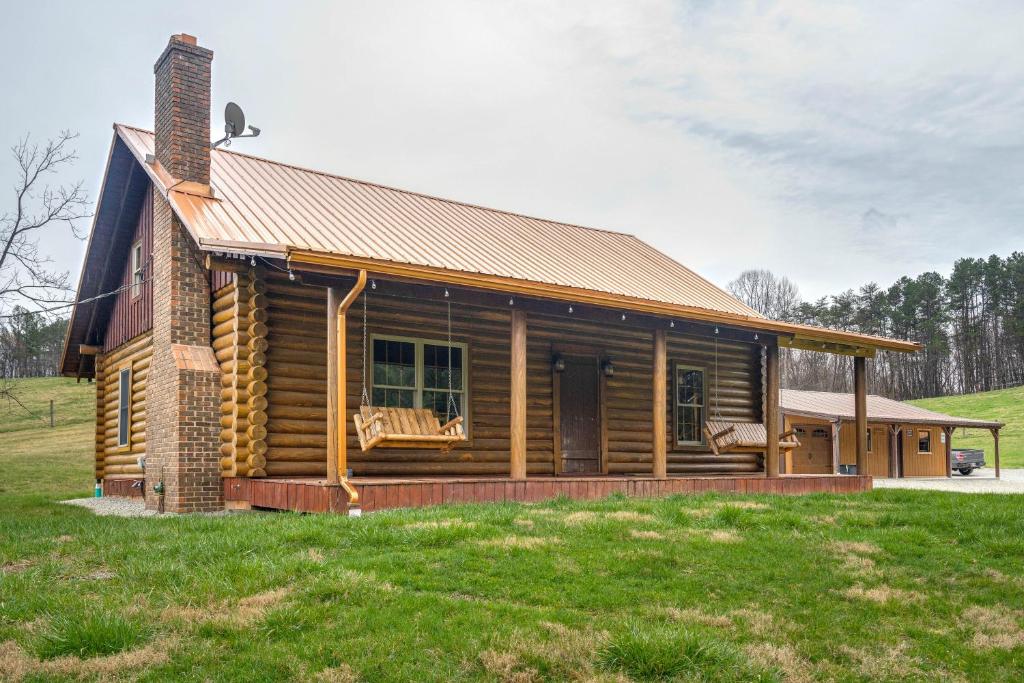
left=212, top=102, right=261, bottom=148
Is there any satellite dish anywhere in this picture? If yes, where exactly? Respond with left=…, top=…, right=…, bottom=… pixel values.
left=212, top=102, right=261, bottom=148
left=224, top=102, right=245, bottom=137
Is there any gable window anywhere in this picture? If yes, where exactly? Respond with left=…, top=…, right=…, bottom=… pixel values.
left=130, top=241, right=144, bottom=298
left=674, top=365, right=706, bottom=446
left=917, top=429, right=931, bottom=453
left=117, top=367, right=132, bottom=448
left=371, top=335, right=467, bottom=423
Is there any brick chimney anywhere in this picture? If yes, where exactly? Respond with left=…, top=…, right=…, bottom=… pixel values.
left=145, top=34, right=222, bottom=513
left=153, top=33, right=213, bottom=185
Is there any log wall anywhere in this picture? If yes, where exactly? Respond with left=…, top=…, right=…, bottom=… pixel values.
left=94, top=332, right=152, bottom=479
left=212, top=268, right=269, bottom=477
left=257, top=276, right=765, bottom=478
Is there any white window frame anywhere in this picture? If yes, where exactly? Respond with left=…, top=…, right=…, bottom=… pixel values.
left=370, top=334, right=469, bottom=427
left=674, top=363, right=706, bottom=447
left=117, top=366, right=132, bottom=449
left=130, top=240, right=144, bottom=299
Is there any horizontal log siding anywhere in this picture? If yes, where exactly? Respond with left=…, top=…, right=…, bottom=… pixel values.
left=260, top=276, right=766, bottom=477
left=103, top=185, right=153, bottom=352
left=665, top=335, right=764, bottom=474
left=95, top=332, right=152, bottom=478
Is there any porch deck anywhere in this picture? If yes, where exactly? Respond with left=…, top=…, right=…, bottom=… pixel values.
left=222, top=473, right=872, bottom=514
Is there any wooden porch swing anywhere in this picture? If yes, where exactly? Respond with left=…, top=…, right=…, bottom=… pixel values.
left=353, top=285, right=467, bottom=452
left=702, top=331, right=800, bottom=457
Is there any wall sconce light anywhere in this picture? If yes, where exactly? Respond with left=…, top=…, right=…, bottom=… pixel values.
left=601, top=359, right=615, bottom=377
left=552, top=354, right=566, bottom=372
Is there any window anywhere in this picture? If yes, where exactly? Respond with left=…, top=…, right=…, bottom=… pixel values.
left=674, top=365, right=705, bottom=445
left=866, top=429, right=873, bottom=453
left=117, top=367, right=131, bottom=448
left=371, top=335, right=467, bottom=423
left=130, top=241, right=144, bottom=298
left=918, top=429, right=931, bottom=453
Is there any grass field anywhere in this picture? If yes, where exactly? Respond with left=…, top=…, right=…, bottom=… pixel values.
left=908, top=385, right=1023, bottom=469
left=1, top=378, right=1023, bottom=681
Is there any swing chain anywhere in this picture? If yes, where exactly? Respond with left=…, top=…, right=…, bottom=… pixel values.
left=713, top=329, right=723, bottom=421
left=360, top=283, right=370, bottom=408
left=446, top=293, right=460, bottom=419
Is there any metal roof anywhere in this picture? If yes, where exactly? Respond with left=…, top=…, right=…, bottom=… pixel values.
left=116, top=124, right=760, bottom=319
left=780, top=389, right=1003, bottom=429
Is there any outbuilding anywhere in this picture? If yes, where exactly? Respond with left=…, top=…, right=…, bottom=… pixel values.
left=780, top=389, right=1004, bottom=478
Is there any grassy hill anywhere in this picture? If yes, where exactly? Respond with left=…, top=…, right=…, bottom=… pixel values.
left=908, top=385, right=1023, bottom=469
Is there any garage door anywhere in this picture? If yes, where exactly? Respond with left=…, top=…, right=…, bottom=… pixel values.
left=790, top=425, right=833, bottom=474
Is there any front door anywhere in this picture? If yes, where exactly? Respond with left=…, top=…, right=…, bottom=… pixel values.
left=559, top=356, right=601, bottom=474
left=790, top=425, right=832, bottom=474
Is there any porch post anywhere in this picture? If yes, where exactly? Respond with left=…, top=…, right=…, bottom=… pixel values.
left=764, top=342, right=780, bottom=478
left=652, top=329, right=667, bottom=479
left=943, top=426, right=954, bottom=478
left=992, top=428, right=1001, bottom=479
left=510, top=309, right=527, bottom=480
left=831, top=420, right=842, bottom=474
left=854, top=356, right=867, bottom=476
left=888, top=424, right=899, bottom=478
left=327, top=288, right=340, bottom=484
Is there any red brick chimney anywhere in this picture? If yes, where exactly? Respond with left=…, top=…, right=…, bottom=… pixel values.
left=153, top=33, right=213, bottom=186
left=145, top=34, right=222, bottom=513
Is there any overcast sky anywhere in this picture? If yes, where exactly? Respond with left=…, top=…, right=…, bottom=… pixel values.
left=2, top=0, right=1022, bottom=303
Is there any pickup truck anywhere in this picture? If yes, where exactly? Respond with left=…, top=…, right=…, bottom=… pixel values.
left=952, top=448, right=985, bottom=475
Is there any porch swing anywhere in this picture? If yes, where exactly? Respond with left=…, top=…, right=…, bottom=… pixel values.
left=352, top=285, right=467, bottom=452
left=702, top=331, right=800, bottom=457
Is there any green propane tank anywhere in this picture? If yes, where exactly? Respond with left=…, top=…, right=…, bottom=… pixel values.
left=94, top=480, right=102, bottom=498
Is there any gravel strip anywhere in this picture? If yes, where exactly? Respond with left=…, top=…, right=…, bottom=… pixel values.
left=873, top=468, right=1024, bottom=494
left=61, top=497, right=231, bottom=517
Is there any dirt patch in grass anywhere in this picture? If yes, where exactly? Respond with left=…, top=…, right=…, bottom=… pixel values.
left=829, top=540, right=882, bottom=575
left=664, top=607, right=733, bottom=629
left=839, top=642, right=929, bottom=680
left=306, top=548, right=325, bottom=563
left=830, top=541, right=881, bottom=555
left=479, top=535, right=560, bottom=550
left=682, top=528, right=740, bottom=543
left=961, top=605, right=1024, bottom=650
left=843, top=585, right=924, bottom=604
left=313, top=663, right=360, bottom=682
left=479, top=649, right=538, bottom=683
left=729, top=608, right=795, bottom=638
left=0, top=636, right=174, bottom=681
left=745, top=642, right=815, bottom=683
left=512, top=518, right=534, bottom=529
left=629, top=529, right=664, bottom=540
left=606, top=511, right=656, bottom=523
left=160, top=587, right=294, bottom=628
left=1, top=559, right=33, bottom=574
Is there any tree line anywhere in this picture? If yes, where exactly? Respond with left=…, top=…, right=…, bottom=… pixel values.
left=0, top=307, right=68, bottom=378
left=728, top=253, right=1024, bottom=400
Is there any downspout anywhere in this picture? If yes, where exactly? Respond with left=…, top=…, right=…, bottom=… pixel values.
left=336, top=270, right=367, bottom=512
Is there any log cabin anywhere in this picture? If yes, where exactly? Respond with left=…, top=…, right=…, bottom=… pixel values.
left=60, top=34, right=922, bottom=514
left=780, top=389, right=1004, bottom=478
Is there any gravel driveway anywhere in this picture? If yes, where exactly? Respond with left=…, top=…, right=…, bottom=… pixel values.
left=873, top=468, right=1024, bottom=494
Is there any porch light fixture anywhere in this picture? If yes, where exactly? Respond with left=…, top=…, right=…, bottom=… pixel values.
left=552, top=354, right=566, bottom=372
left=621, top=313, right=627, bottom=321
left=509, top=297, right=514, bottom=306
left=601, top=359, right=615, bottom=377
left=568, top=305, right=573, bottom=314
left=670, top=321, right=675, bottom=328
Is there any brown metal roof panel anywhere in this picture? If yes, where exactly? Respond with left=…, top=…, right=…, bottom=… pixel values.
left=780, top=389, right=1003, bottom=429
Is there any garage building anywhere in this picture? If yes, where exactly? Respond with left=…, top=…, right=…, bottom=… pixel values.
left=780, top=389, right=1004, bottom=478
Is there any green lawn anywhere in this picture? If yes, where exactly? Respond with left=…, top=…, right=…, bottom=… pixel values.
left=1, top=378, right=1023, bottom=681
left=908, top=385, right=1024, bottom=468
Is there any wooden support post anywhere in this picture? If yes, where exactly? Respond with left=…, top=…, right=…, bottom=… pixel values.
left=854, top=356, right=867, bottom=476
left=992, top=428, right=1001, bottom=479
left=943, top=426, right=954, bottom=478
left=652, top=329, right=667, bottom=479
left=326, top=272, right=367, bottom=487
left=831, top=420, right=842, bottom=474
left=326, top=287, right=340, bottom=485
left=888, top=424, right=900, bottom=478
left=764, top=342, right=780, bottom=478
left=510, top=309, right=527, bottom=480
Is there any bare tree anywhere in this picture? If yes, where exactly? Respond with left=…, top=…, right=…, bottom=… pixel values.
left=727, top=269, right=801, bottom=321
left=0, top=131, right=90, bottom=315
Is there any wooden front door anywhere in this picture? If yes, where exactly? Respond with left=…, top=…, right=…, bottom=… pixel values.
left=790, top=425, right=833, bottom=474
left=559, top=356, right=601, bottom=474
